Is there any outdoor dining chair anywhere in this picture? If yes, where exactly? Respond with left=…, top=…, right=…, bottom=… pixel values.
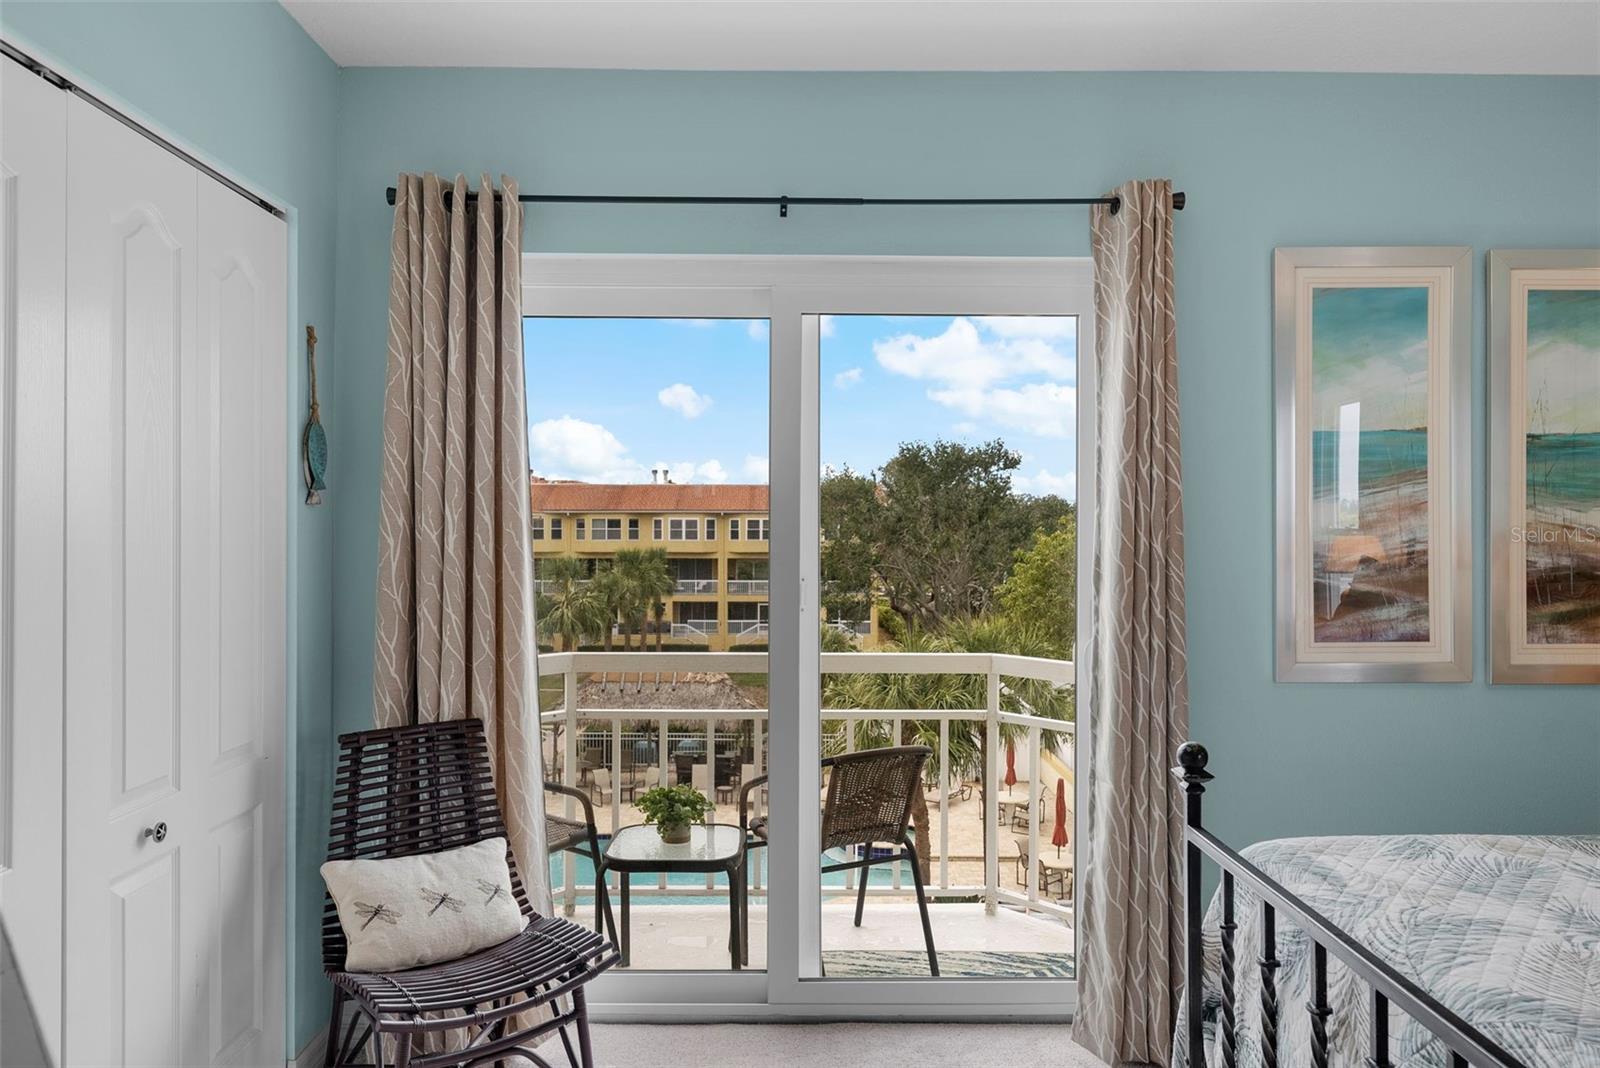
left=545, top=780, right=618, bottom=945
left=738, top=745, right=939, bottom=975
left=321, top=720, right=618, bottom=1068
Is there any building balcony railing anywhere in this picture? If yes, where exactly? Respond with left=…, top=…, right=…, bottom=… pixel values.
left=673, top=578, right=719, bottom=595
left=725, top=579, right=770, bottom=595
left=728, top=619, right=769, bottom=641
left=537, top=649, right=1076, bottom=925
left=669, top=620, right=719, bottom=639
left=535, top=578, right=590, bottom=595
left=827, top=618, right=872, bottom=636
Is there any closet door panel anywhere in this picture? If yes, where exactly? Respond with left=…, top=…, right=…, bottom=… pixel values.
left=63, top=94, right=203, bottom=1068
left=195, top=174, right=285, bottom=1067
left=0, top=56, right=67, bottom=1065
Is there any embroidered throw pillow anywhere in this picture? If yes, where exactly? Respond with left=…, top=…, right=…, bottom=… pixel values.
left=321, top=837, right=526, bottom=972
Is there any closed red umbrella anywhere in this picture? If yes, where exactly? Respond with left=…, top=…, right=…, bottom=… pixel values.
left=1004, top=740, right=1018, bottom=788
left=1051, top=778, right=1069, bottom=855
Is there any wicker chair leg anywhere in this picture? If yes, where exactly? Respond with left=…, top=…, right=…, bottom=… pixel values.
left=391, top=1034, right=413, bottom=1068
left=572, top=984, right=596, bottom=1068
left=323, top=988, right=346, bottom=1067
left=854, top=846, right=871, bottom=927
left=368, top=1029, right=387, bottom=1068
left=904, top=835, right=940, bottom=976
left=596, top=865, right=618, bottom=946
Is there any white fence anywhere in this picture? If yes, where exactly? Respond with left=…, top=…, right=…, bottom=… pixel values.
left=537, top=650, right=1075, bottom=922
left=726, top=579, right=770, bottom=595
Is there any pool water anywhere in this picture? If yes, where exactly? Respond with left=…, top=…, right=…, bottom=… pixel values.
left=551, top=841, right=914, bottom=906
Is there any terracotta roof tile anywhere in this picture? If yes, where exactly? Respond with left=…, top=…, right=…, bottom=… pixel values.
left=530, top=477, right=768, bottom=514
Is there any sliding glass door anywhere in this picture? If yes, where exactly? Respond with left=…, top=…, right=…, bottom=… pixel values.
left=525, top=256, right=1092, bottom=1020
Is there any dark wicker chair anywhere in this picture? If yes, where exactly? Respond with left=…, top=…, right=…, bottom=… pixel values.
left=321, top=720, right=619, bottom=1068
left=737, top=745, right=938, bottom=975
left=544, top=781, right=617, bottom=947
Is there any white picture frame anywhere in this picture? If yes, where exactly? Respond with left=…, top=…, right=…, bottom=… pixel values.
left=1274, top=247, right=1472, bottom=682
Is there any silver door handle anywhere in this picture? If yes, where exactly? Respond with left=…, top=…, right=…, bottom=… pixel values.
left=142, top=822, right=168, bottom=843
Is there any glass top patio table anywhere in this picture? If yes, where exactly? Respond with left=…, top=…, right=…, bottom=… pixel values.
left=605, top=823, right=746, bottom=871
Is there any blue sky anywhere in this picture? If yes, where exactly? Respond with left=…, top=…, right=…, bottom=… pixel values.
left=524, top=314, right=1077, bottom=499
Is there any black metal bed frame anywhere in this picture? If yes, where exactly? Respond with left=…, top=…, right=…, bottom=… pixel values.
left=1174, top=742, right=1528, bottom=1068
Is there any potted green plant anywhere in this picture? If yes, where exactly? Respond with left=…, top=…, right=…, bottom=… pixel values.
left=635, top=783, right=715, bottom=844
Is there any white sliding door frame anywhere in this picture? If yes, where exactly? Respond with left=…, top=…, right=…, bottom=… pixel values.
left=523, top=253, right=1092, bottom=1021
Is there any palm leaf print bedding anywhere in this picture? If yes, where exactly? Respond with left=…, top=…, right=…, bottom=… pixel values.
left=1173, top=835, right=1600, bottom=1068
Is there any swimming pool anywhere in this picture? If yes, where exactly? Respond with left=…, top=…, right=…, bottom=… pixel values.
left=550, top=841, right=914, bottom=906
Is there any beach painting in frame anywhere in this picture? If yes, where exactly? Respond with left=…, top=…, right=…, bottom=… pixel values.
left=1491, top=250, right=1600, bottom=684
left=1275, top=248, right=1472, bottom=682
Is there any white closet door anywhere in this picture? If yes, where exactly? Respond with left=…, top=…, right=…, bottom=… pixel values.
left=0, top=56, right=68, bottom=1066
left=63, top=95, right=286, bottom=1067
left=193, top=173, right=286, bottom=1068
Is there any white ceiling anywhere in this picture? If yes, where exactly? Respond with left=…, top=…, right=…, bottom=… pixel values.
left=279, top=1, right=1600, bottom=75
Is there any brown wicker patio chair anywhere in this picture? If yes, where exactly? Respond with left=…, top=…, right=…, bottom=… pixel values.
left=737, top=745, right=939, bottom=975
left=544, top=781, right=618, bottom=947
left=321, top=720, right=619, bottom=1068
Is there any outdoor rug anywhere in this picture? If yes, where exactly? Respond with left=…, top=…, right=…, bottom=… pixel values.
left=822, top=950, right=1074, bottom=978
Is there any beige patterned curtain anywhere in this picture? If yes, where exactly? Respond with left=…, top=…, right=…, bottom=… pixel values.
left=373, top=172, right=549, bottom=915
left=1072, top=179, right=1189, bottom=1067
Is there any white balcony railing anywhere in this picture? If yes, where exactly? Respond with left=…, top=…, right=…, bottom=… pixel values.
left=728, top=619, right=769, bottom=641
left=536, top=578, right=592, bottom=595
left=827, top=618, right=872, bottom=636
left=669, top=620, right=719, bottom=638
left=673, top=578, right=718, bottom=594
left=725, top=579, right=770, bottom=595
left=538, top=649, right=1075, bottom=923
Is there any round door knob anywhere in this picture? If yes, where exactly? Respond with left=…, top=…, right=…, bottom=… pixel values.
left=143, top=822, right=168, bottom=843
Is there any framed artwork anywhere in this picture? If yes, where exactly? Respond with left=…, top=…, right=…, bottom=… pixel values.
left=1489, top=250, right=1600, bottom=684
left=1274, top=247, right=1472, bottom=682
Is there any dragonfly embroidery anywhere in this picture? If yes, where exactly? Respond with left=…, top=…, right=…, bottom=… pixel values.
left=353, top=901, right=400, bottom=931
left=419, top=887, right=465, bottom=916
left=476, top=879, right=507, bottom=905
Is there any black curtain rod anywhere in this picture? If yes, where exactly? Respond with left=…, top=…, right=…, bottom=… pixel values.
left=384, top=186, right=1184, bottom=218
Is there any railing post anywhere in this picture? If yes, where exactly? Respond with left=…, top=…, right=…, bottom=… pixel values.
left=984, top=666, right=1000, bottom=916
left=937, top=716, right=950, bottom=891
left=1027, top=723, right=1041, bottom=910
left=563, top=658, right=578, bottom=914
left=1173, top=741, right=1214, bottom=1068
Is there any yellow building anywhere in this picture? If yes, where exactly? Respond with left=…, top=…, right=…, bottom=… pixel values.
left=531, top=475, right=876, bottom=650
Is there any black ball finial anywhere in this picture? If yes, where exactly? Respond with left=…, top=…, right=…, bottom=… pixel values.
left=1176, top=742, right=1209, bottom=774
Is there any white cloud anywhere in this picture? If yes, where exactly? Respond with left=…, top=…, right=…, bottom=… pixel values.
left=695, top=460, right=730, bottom=483
left=747, top=320, right=769, bottom=342
left=742, top=454, right=769, bottom=481
left=873, top=317, right=1073, bottom=390
left=975, top=316, right=1077, bottom=341
left=927, top=382, right=1076, bottom=438
left=952, top=421, right=978, bottom=436
left=530, top=417, right=735, bottom=485
left=871, top=317, right=1077, bottom=439
left=657, top=383, right=713, bottom=419
left=529, top=417, right=633, bottom=479
left=820, top=314, right=837, bottom=338
left=1012, top=468, right=1077, bottom=499
left=833, top=366, right=863, bottom=389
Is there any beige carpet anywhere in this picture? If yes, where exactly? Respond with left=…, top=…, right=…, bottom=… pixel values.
left=532, top=1021, right=1111, bottom=1068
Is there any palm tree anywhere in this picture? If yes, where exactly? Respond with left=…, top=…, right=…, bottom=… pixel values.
left=588, top=565, right=627, bottom=652
left=536, top=555, right=604, bottom=651
left=616, top=548, right=674, bottom=651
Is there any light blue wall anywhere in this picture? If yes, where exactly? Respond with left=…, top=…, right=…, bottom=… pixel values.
left=0, top=2, right=342, bottom=1054
left=331, top=70, right=1600, bottom=842
left=2, top=7, right=1597, bottom=1049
